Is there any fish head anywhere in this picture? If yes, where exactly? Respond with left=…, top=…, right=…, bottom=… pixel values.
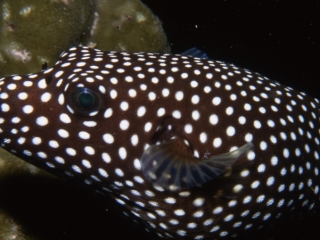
left=0, top=47, right=149, bottom=188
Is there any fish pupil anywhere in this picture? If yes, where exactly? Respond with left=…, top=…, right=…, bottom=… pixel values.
left=78, top=91, right=94, bottom=109
left=68, top=87, right=101, bottom=116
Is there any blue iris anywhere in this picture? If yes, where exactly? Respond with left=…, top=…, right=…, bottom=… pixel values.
left=78, top=90, right=94, bottom=109
left=69, top=87, right=101, bottom=116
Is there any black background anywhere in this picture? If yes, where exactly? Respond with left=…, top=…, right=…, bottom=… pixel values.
left=143, top=0, right=320, bottom=100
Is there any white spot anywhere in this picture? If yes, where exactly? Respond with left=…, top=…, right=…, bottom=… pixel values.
left=165, top=197, right=176, bottom=204
left=251, top=180, right=260, bottom=189
left=243, top=196, right=252, bottom=204
left=81, top=160, right=91, bottom=168
left=38, top=79, right=47, bottom=89
left=162, top=88, right=170, bottom=97
left=267, top=176, right=275, bottom=186
left=134, top=159, right=141, bottom=170
left=128, top=89, right=137, bottom=97
left=115, top=168, right=124, bottom=177
left=79, top=131, right=90, bottom=139
left=193, top=198, right=205, bottom=207
left=85, top=146, right=95, bottom=155
left=55, top=70, right=64, bottom=78
left=200, top=133, right=207, bottom=143
left=102, top=153, right=111, bottom=163
left=58, top=94, right=65, bottom=105
left=83, top=121, right=97, bottom=127
left=32, top=137, right=42, bottom=145
left=257, top=164, right=266, bottom=173
left=191, top=95, right=200, bottom=104
left=17, top=137, right=26, bottom=144
left=66, top=148, right=76, bottom=156
left=224, top=214, right=234, bottom=222
left=213, top=138, right=222, bottom=148
left=244, top=103, right=252, bottom=111
left=174, top=209, right=185, bottom=216
left=190, top=80, right=198, bottom=87
left=110, top=89, right=117, bottom=99
left=148, top=92, right=156, bottom=101
left=181, top=72, right=188, bottom=79
left=137, top=106, right=146, bottom=117
left=184, top=124, right=193, bottom=134
left=119, top=147, right=127, bottom=160
left=226, top=126, right=235, bottom=136
left=245, top=133, right=253, bottom=142
left=144, top=122, right=152, bottom=132
left=131, top=134, right=139, bottom=146
left=271, top=156, right=278, bottom=166
left=206, top=73, right=213, bottom=79
left=238, top=116, right=246, bottom=124
left=22, top=105, right=33, bottom=114
left=213, top=206, right=223, bottom=214
left=49, top=140, right=59, bottom=148
left=226, top=106, right=234, bottom=115
left=204, top=86, right=212, bottom=93
left=192, top=110, right=200, bottom=120
left=254, top=120, right=261, bottom=129
left=172, top=110, right=181, bottom=119
left=41, top=92, right=51, bottom=102
left=36, top=116, right=48, bottom=126
left=103, top=134, right=114, bottom=144
left=283, top=148, right=290, bottom=158
left=18, top=92, right=28, bottom=100
left=77, top=62, right=86, bottom=67
left=260, top=141, right=267, bottom=150
left=120, top=101, right=129, bottom=111
left=0, top=93, right=8, bottom=99
left=38, top=152, right=47, bottom=159
left=175, top=91, right=184, bottom=101
left=212, top=97, right=221, bottom=106
left=157, top=108, right=165, bottom=117
left=59, top=113, right=71, bottom=124
left=72, top=165, right=82, bottom=173
left=120, top=120, right=129, bottom=130
left=104, top=108, right=113, bottom=118
left=125, top=76, right=133, bottom=82
left=209, top=114, right=218, bottom=125
left=58, top=129, right=69, bottom=138
left=55, top=156, right=65, bottom=164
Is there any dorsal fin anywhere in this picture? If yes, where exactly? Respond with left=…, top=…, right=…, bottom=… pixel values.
left=181, top=47, right=209, bottom=59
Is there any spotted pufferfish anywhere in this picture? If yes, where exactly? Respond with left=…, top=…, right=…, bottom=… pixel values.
left=0, top=46, right=319, bottom=239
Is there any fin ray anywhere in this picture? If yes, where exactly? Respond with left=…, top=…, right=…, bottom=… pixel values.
left=141, top=141, right=254, bottom=191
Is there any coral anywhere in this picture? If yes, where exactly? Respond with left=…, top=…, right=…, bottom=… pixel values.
left=0, top=0, right=95, bottom=76
left=0, top=0, right=169, bottom=77
left=83, top=0, right=170, bottom=53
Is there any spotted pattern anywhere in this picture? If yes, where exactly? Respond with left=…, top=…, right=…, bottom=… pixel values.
left=0, top=46, right=319, bottom=239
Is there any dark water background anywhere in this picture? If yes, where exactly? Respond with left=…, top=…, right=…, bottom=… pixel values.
left=144, top=0, right=320, bottom=101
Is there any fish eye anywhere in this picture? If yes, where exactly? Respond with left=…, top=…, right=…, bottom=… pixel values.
left=68, top=87, right=101, bottom=116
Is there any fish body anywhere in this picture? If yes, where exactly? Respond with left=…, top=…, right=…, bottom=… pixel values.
left=0, top=46, right=319, bottom=239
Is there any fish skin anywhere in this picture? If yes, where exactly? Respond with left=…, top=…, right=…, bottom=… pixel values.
left=0, top=46, right=319, bottom=239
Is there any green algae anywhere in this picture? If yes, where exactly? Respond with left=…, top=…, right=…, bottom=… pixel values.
left=0, top=0, right=95, bottom=76
left=0, top=0, right=169, bottom=77
left=83, top=0, right=170, bottom=53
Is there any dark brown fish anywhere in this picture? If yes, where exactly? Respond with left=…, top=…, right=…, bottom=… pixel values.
left=0, top=46, right=319, bottom=239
